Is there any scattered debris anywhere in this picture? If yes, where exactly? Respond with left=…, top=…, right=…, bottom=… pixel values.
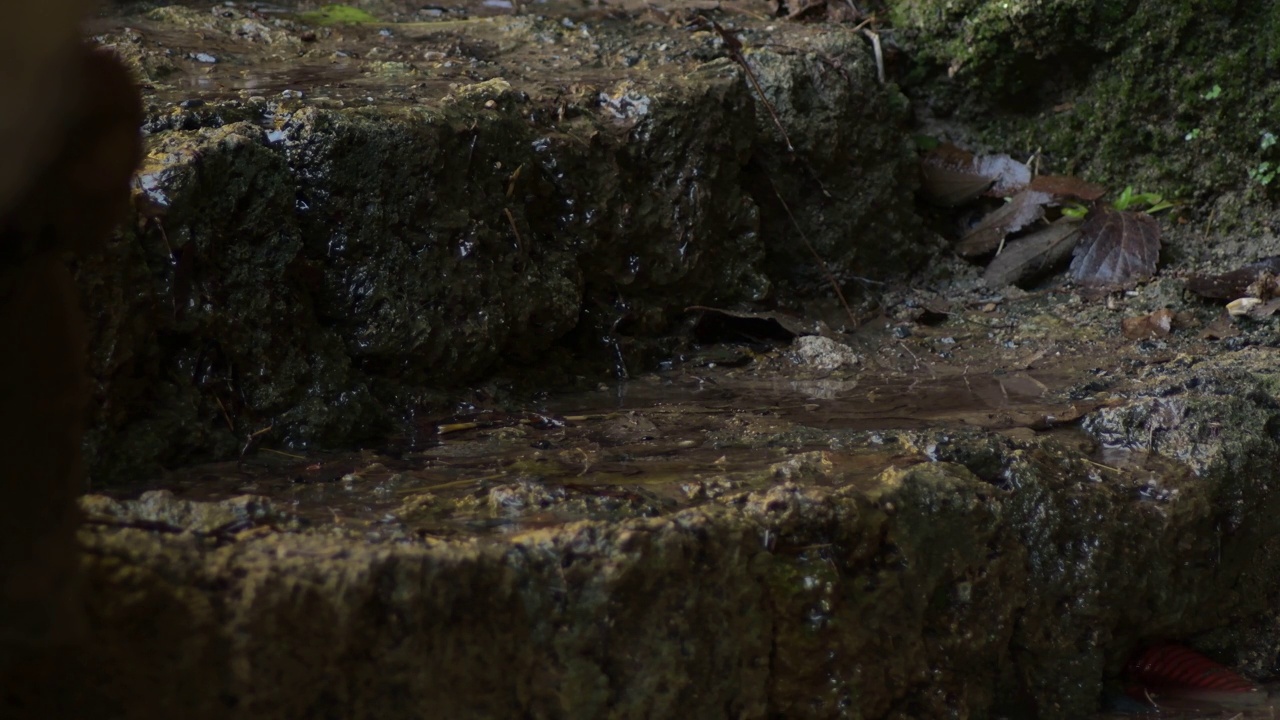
left=920, top=140, right=1165, bottom=289
left=1121, top=308, right=1174, bottom=339
left=1226, top=296, right=1280, bottom=318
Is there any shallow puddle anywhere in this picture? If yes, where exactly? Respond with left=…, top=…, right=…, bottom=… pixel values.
left=95, top=359, right=1147, bottom=542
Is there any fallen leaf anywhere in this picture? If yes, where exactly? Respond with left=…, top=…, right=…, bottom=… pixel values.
left=1185, top=257, right=1280, bottom=300
left=919, top=144, right=993, bottom=206
left=1255, top=298, right=1280, bottom=317
left=956, top=190, right=1053, bottom=257
left=1028, top=174, right=1107, bottom=201
left=919, top=144, right=1030, bottom=206
left=1070, top=208, right=1161, bottom=286
left=1121, top=308, right=1174, bottom=339
left=982, top=218, right=1082, bottom=287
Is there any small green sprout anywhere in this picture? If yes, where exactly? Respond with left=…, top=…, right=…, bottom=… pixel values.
left=1184, top=128, right=1201, bottom=141
left=1262, top=131, right=1278, bottom=151
left=1202, top=84, right=1223, bottom=100
left=1060, top=203, right=1089, bottom=220
left=1112, top=186, right=1173, bottom=214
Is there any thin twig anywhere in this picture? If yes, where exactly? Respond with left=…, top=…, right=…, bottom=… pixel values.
left=767, top=177, right=859, bottom=329
left=214, top=395, right=235, bottom=431
left=503, top=207, right=524, bottom=252
left=737, top=54, right=795, bottom=151
left=1080, top=457, right=1121, bottom=473
left=862, top=29, right=885, bottom=85
left=699, top=18, right=795, bottom=152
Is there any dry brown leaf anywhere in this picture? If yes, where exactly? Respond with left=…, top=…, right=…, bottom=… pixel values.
left=956, top=190, right=1053, bottom=257
left=1028, top=174, right=1107, bottom=201
left=1121, top=308, right=1174, bottom=339
left=982, top=219, right=1082, bottom=287
left=1185, top=258, right=1280, bottom=300
left=1256, top=297, right=1280, bottom=317
left=919, top=143, right=1030, bottom=206
left=1070, top=208, right=1161, bottom=286
left=919, top=144, right=993, bottom=206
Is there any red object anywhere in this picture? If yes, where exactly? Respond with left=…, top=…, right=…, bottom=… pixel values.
left=1126, top=643, right=1260, bottom=693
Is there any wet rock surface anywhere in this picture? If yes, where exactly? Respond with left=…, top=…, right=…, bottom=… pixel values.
left=32, top=1, right=1280, bottom=719
left=83, top=0, right=926, bottom=483
left=27, top=322, right=1280, bottom=719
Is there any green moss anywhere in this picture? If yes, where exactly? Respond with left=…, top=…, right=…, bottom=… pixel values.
left=892, top=0, right=1280, bottom=231
left=297, top=4, right=380, bottom=26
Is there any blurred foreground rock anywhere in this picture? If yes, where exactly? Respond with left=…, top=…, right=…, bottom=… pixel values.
left=0, top=2, right=141, bottom=666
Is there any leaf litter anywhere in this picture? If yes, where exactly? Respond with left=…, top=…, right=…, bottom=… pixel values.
left=920, top=140, right=1162, bottom=289
left=981, top=219, right=1082, bottom=288
left=956, top=189, right=1054, bottom=257
left=919, top=143, right=1032, bottom=206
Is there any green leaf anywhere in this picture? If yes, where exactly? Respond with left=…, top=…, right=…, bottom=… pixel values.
left=1061, top=204, right=1089, bottom=220
left=1113, top=185, right=1165, bottom=212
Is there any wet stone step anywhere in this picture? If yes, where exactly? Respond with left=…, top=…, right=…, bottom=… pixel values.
left=81, top=0, right=926, bottom=484
left=19, top=342, right=1280, bottom=719
left=31, top=1, right=1280, bottom=719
